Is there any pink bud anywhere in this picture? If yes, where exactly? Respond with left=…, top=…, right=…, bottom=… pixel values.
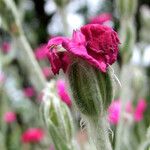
left=134, top=99, right=147, bottom=122
left=56, top=79, right=72, bottom=107
left=34, top=44, right=47, bottom=60
left=89, top=13, right=112, bottom=25
left=1, top=41, right=11, bottom=53
left=108, top=100, right=121, bottom=125
left=4, top=112, right=16, bottom=123
left=23, top=87, right=35, bottom=98
left=21, top=128, right=44, bottom=143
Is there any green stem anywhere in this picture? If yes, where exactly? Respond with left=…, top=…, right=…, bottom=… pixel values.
left=86, top=116, right=112, bottom=150
left=14, top=34, right=46, bottom=91
left=3, top=0, right=46, bottom=92
left=30, top=143, right=36, bottom=150
left=58, top=7, right=69, bottom=36
left=115, top=65, right=133, bottom=150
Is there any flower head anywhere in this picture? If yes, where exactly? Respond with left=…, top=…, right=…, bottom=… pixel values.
left=23, top=87, right=35, bottom=98
left=108, top=100, right=121, bottom=125
left=21, top=128, right=44, bottom=143
left=3, top=112, right=16, bottom=123
left=1, top=41, right=11, bottom=53
left=63, top=24, right=120, bottom=72
left=134, top=99, right=147, bottom=122
left=89, top=13, right=112, bottom=25
left=56, top=79, right=72, bottom=107
left=46, top=24, right=120, bottom=74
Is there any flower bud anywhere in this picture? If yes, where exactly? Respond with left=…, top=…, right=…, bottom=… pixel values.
left=68, top=59, right=113, bottom=117
left=42, top=81, right=74, bottom=150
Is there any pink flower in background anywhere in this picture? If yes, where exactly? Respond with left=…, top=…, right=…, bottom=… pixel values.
left=108, top=99, right=147, bottom=125
left=56, top=79, right=72, bottom=107
left=89, top=13, right=112, bottom=25
left=108, top=100, right=121, bottom=125
left=134, top=99, right=147, bottom=122
left=4, top=112, right=16, bottom=123
left=1, top=41, right=11, bottom=53
left=46, top=37, right=70, bottom=74
left=63, top=24, right=120, bottom=72
left=42, top=67, right=53, bottom=78
left=21, top=128, right=44, bottom=143
left=125, top=101, right=133, bottom=113
left=34, top=44, right=47, bottom=60
left=49, top=145, right=55, bottom=150
left=0, top=72, right=5, bottom=84
left=23, top=87, right=35, bottom=98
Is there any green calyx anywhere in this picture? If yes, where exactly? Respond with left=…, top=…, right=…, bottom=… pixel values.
left=41, top=81, right=74, bottom=150
left=68, top=60, right=113, bottom=117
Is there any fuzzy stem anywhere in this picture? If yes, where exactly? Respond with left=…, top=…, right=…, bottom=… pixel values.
left=14, top=34, right=46, bottom=91
left=86, top=116, right=112, bottom=150
left=115, top=65, right=133, bottom=150
left=2, top=0, right=46, bottom=92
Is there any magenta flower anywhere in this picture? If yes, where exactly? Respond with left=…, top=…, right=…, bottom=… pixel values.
left=21, top=128, right=44, bottom=143
left=108, top=100, right=121, bottom=125
left=108, top=99, right=147, bottom=125
left=56, top=79, right=72, bottom=107
left=63, top=24, right=120, bottom=72
left=23, top=87, right=35, bottom=98
left=34, top=44, right=47, bottom=60
left=1, top=41, right=11, bottom=53
left=46, top=37, right=70, bottom=74
left=89, top=13, right=112, bottom=25
left=46, top=24, right=120, bottom=74
left=3, top=112, right=16, bottom=123
left=134, top=99, right=147, bottom=122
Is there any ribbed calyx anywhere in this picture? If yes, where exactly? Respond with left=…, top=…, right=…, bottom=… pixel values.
left=42, top=81, right=75, bottom=150
left=68, top=60, right=113, bottom=117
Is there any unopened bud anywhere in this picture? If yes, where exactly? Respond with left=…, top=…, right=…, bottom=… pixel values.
left=42, top=81, right=74, bottom=150
left=68, top=60, right=113, bottom=117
